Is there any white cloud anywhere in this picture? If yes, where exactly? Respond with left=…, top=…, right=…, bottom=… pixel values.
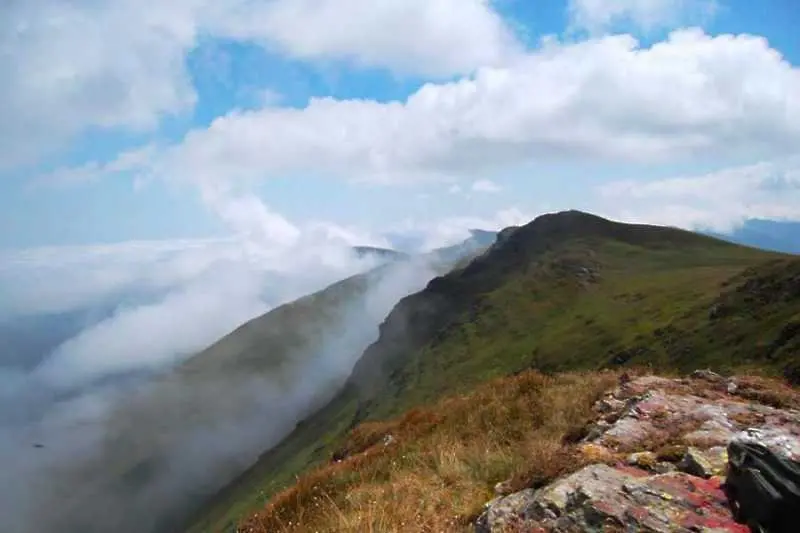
left=217, top=0, right=520, bottom=76
left=3, top=227, right=388, bottom=390
left=32, top=263, right=270, bottom=388
left=568, top=0, right=719, bottom=34
left=390, top=207, right=532, bottom=251
left=596, top=156, right=800, bottom=232
left=0, top=0, right=199, bottom=170
left=131, top=29, right=800, bottom=190
left=1, top=0, right=519, bottom=170
left=472, top=179, right=503, bottom=193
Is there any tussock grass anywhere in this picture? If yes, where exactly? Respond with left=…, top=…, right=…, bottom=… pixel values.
left=238, top=370, right=620, bottom=533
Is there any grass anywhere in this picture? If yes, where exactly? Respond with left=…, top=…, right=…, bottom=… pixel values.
left=237, top=370, right=620, bottom=533
left=187, top=211, right=800, bottom=532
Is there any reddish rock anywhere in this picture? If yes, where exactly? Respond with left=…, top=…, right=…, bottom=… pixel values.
left=476, top=373, right=800, bottom=533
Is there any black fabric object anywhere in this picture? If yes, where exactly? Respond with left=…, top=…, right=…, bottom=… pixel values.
left=724, top=439, right=800, bottom=533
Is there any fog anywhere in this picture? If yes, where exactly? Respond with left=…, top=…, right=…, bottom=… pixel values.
left=0, top=212, right=453, bottom=532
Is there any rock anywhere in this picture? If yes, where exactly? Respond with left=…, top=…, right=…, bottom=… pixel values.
left=691, top=369, right=726, bottom=383
left=475, top=489, right=537, bottom=533
left=730, top=427, right=800, bottom=461
left=597, top=396, right=626, bottom=414
left=652, top=462, right=678, bottom=474
left=578, top=443, right=615, bottom=463
left=476, top=373, right=800, bottom=532
left=627, top=451, right=657, bottom=469
left=477, top=464, right=751, bottom=533
left=584, top=420, right=612, bottom=441
left=493, top=479, right=513, bottom=496
left=678, top=446, right=728, bottom=478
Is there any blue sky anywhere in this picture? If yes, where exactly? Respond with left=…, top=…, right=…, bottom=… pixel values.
left=2, top=0, right=800, bottom=250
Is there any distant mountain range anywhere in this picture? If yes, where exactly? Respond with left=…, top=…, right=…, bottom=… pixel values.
left=707, top=219, right=800, bottom=255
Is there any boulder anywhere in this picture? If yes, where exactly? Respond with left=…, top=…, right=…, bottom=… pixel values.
left=477, top=464, right=750, bottom=533
left=678, top=446, right=728, bottom=478
left=475, top=372, right=800, bottom=532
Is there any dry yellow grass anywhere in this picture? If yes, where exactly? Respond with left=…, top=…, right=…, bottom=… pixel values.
left=238, top=369, right=620, bottom=533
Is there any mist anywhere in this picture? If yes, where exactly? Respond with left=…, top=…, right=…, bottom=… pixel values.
left=0, top=218, right=449, bottom=532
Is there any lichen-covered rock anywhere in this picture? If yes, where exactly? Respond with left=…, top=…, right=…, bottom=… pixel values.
left=730, top=427, right=800, bottom=461
left=478, top=464, right=750, bottom=532
left=475, top=489, right=537, bottom=533
left=476, top=373, right=800, bottom=533
left=627, top=451, right=657, bottom=469
left=678, top=446, right=728, bottom=478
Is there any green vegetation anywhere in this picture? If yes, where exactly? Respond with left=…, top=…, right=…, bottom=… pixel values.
left=188, top=211, right=800, bottom=532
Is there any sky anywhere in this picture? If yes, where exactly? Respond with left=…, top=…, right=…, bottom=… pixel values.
left=1, top=0, right=799, bottom=253
left=1, top=3, right=799, bottom=528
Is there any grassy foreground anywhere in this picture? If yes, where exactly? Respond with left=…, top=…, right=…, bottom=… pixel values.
left=238, top=370, right=621, bottom=532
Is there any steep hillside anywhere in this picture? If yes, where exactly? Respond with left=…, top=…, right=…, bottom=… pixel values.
left=189, top=210, right=800, bottom=532
left=38, top=231, right=497, bottom=533
left=37, top=262, right=440, bottom=533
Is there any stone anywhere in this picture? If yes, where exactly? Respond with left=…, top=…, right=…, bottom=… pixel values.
left=678, top=447, right=728, bottom=478
left=475, top=373, right=800, bottom=532
left=691, top=369, right=726, bottom=383
left=579, top=443, right=615, bottom=463
left=627, top=451, right=658, bottom=469
left=652, top=462, right=678, bottom=474
left=730, top=427, right=800, bottom=461
left=493, top=479, right=513, bottom=496
left=475, top=489, right=537, bottom=533
left=597, top=397, right=626, bottom=414
left=477, top=464, right=751, bottom=533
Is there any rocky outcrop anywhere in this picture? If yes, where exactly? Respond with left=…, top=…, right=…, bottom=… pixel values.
left=477, top=372, right=800, bottom=532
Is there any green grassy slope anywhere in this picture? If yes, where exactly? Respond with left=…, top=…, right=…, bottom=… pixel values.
left=188, top=210, right=800, bottom=532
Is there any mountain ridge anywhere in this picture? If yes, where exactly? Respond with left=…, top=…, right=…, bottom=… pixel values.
left=188, top=210, right=800, bottom=532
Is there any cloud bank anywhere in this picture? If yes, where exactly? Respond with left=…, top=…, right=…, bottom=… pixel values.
left=60, top=28, right=800, bottom=194
left=0, top=187, right=512, bottom=532
left=598, top=156, right=800, bottom=232
left=1, top=0, right=518, bottom=169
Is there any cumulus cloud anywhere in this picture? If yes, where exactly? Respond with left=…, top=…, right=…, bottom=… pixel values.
left=216, top=0, right=520, bottom=76
left=1, top=0, right=519, bottom=169
left=96, top=29, right=798, bottom=191
left=596, top=156, right=800, bottom=232
left=0, top=0, right=198, bottom=170
left=567, top=0, right=719, bottom=34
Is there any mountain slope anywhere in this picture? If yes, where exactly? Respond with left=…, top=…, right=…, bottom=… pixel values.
left=35, top=262, right=437, bottom=533
left=188, top=210, right=800, bottom=532
left=36, top=230, right=500, bottom=533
